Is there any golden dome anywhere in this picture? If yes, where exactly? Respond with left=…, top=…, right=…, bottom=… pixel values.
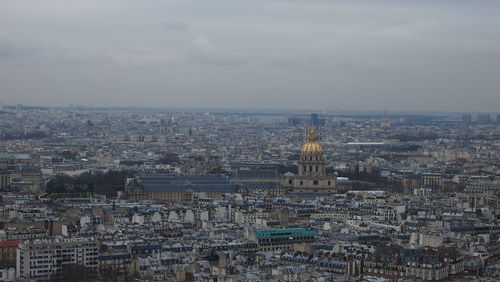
left=301, top=128, right=323, bottom=154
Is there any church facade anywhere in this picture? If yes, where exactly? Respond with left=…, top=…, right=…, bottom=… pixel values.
left=283, top=129, right=337, bottom=193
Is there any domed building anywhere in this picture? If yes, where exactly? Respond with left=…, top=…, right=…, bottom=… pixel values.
left=284, top=129, right=337, bottom=193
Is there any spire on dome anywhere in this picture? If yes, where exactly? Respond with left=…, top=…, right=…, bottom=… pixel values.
left=308, top=128, right=317, bottom=142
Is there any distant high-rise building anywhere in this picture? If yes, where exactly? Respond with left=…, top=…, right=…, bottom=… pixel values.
left=497, top=114, right=500, bottom=124
left=160, top=118, right=168, bottom=133
left=381, top=110, right=391, bottom=129
left=311, top=113, right=319, bottom=126
left=477, top=114, right=491, bottom=124
left=288, top=117, right=302, bottom=126
left=310, top=113, right=325, bottom=126
left=462, top=114, right=471, bottom=125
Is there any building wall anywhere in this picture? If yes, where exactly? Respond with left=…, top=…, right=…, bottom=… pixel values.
left=128, top=190, right=231, bottom=203
left=285, top=176, right=337, bottom=193
left=0, top=241, right=18, bottom=265
left=0, top=174, right=10, bottom=190
left=298, top=154, right=326, bottom=177
left=422, top=174, right=443, bottom=189
left=5, top=228, right=46, bottom=241
left=17, top=239, right=99, bottom=280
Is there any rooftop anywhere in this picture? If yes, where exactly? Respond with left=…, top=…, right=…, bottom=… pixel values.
left=256, top=228, right=318, bottom=239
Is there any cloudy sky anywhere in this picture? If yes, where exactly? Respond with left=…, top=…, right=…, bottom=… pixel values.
left=1, top=0, right=499, bottom=112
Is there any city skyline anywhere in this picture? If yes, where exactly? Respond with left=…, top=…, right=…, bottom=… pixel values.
left=2, top=103, right=500, bottom=116
left=1, top=104, right=500, bottom=280
left=2, top=1, right=500, bottom=280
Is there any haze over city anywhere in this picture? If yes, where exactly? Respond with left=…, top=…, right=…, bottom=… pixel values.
left=3, top=1, right=500, bottom=280
left=1, top=0, right=500, bottom=112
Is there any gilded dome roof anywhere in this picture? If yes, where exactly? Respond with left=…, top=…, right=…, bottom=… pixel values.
left=301, top=129, right=323, bottom=154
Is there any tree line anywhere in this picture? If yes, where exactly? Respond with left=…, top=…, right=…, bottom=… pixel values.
left=46, top=170, right=136, bottom=196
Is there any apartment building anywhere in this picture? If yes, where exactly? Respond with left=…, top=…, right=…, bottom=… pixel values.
left=16, top=238, right=99, bottom=280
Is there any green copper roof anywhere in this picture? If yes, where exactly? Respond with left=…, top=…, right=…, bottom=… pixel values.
left=256, top=228, right=318, bottom=239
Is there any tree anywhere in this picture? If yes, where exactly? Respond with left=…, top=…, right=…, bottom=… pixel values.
left=49, top=263, right=97, bottom=282
left=61, top=150, right=79, bottom=160
left=46, top=170, right=136, bottom=196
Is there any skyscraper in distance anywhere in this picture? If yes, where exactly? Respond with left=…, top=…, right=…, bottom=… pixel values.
left=477, top=114, right=491, bottom=124
left=462, top=114, right=471, bottom=126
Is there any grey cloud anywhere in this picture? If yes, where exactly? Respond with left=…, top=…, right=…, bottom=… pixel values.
left=0, top=0, right=500, bottom=111
left=0, top=31, right=36, bottom=59
left=158, top=21, right=189, bottom=31
left=189, top=35, right=252, bottom=66
left=0, top=43, right=33, bottom=59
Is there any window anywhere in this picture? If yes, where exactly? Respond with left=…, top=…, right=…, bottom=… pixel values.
left=328, top=181, right=331, bottom=186
left=315, top=166, right=318, bottom=172
left=313, top=180, right=318, bottom=185
left=309, top=166, right=312, bottom=172
left=300, top=181, right=303, bottom=185
left=288, top=179, right=292, bottom=185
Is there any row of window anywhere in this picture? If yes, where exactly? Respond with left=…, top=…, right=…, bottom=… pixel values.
left=303, top=156, right=321, bottom=161
left=303, top=165, right=321, bottom=173
left=289, top=180, right=332, bottom=186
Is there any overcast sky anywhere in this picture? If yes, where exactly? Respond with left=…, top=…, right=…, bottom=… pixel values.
left=1, top=0, right=499, bottom=112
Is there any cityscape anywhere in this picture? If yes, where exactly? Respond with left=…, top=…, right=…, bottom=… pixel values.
left=2, top=0, right=500, bottom=281
left=0, top=106, right=500, bottom=281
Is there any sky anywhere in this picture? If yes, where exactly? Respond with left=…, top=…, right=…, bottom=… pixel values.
left=1, top=0, right=499, bottom=112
